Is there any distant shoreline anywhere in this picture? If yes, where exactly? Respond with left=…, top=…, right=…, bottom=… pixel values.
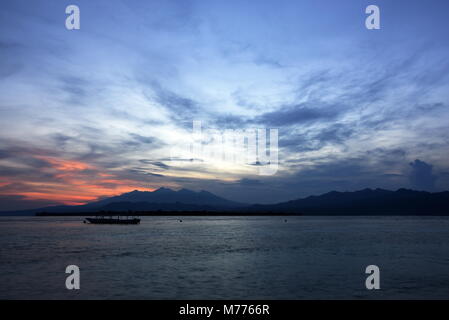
left=35, top=211, right=301, bottom=217
left=32, top=212, right=449, bottom=217
left=2, top=188, right=449, bottom=217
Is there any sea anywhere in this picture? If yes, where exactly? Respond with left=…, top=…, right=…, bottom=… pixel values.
left=1, top=216, right=449, bottom=299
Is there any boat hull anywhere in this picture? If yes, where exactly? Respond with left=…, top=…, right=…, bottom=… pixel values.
left=85, top=218, right=140, bottom=225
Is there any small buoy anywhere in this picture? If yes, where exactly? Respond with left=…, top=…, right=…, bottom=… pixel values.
left=284, top=219, right=287, bottom=223
left=179, top=220, right=183, bottom=222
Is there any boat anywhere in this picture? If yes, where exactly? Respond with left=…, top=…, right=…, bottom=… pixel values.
left=84, top=216, right=141, bottom=225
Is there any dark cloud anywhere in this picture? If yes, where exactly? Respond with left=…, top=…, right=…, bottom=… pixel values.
left=128, top=168, right=165, bottom=177
left=0, top=41, right=23, bottom=78
left=45, top=131, right=164, bottom=168
left=57, top=75, right=91, bottom=106
left=143, top=82, right=200, bottom=123
left=212, top=114, right=249, bottom=129
left=139, top=160, right=170, bottom=170
left=256, top=102, right=342, bottom=127
left=253, top=55, right=284, bottom=68
left=158, top=157, right=202, bottom=162
left=280, top=123, right=355, bottom=153
left=314, top=124, right=354, bottom=145
left=409, top=159, right=437, bottom=191
left=60, top=76, right=88, bottom=96
left=128, top=133, right=158, bottom=146
left=0, top=149, right=10, bottom=159
left=276, top=149, right=411, bottom=198
left=50, top=133, right=73, bottom=147
left=237, top=178, right=263, bottom=186
left=293, top=69, right=334, bottom=100
left=0, top=195, right=60, bottom=212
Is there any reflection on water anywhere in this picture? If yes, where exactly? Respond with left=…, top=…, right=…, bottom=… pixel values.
left=1, top=216, right=449, bottom=299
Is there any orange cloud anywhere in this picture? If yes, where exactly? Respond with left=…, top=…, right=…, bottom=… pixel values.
left=36, top=156, right=92, bottom=172
left=2, top=156, right=156, bottom=206
left=0, top=181, right=10, bottom=188
left=14, top=182, right=155, bottom=206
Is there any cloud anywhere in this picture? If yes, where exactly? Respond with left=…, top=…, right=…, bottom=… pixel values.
left=0, top=194, right=60, bottom=212
left=279, top=123, right=355, bottom=153
left=58, top=75, right=90, bottom=106
left=139, top=160, right=170, bottom=170
left=236, top=178, right=263, bottom=186
left=409, top=159, right=437, bottom=191
left=0, top=41, right=23, bottom=78
left=0, top=141, right=158, bottom=206
left=140, top=81, right=201, bottom=124
left=256, top=102, right=342, bottom=127
left=128, top=133, right=160, bottom=146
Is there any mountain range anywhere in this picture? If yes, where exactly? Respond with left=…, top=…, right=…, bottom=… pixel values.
left=0, top=188, right=242, bottom=215
left=2, top=187, right=449, bottom=216
left=247, top=188, right=449, bottom=215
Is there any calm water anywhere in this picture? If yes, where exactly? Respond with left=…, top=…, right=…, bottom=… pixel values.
left=1, top=216, right=449, bottom=299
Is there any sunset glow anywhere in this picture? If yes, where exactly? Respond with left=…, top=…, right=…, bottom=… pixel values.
left=1, top=0, right=449, bottom=210
left=1, top=156, right=155, bottom=205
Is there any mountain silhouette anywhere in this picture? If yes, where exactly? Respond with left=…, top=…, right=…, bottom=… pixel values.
left=2, top=187, right=449, bottom=216
left=0, top=188, right=243, bottom=215
left=86, top=187, right=243, bottom=208
left=247, top=188, right=449, bottom=215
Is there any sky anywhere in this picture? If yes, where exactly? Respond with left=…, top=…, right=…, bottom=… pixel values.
left=1, top=0, right=449, bottom=210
